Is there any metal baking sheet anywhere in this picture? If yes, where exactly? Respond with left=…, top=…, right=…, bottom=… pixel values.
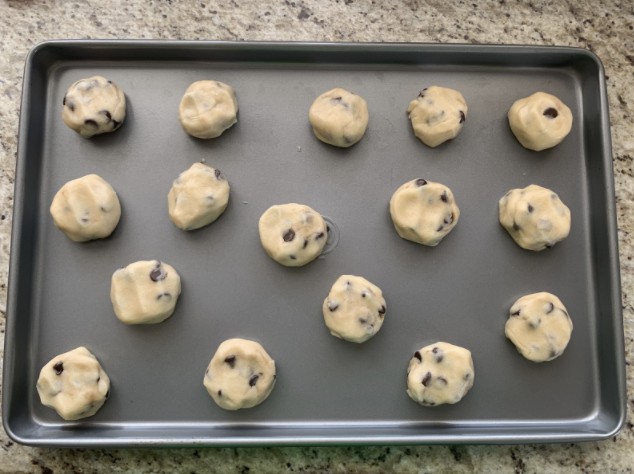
left=3, top=41, right=625, bottom=447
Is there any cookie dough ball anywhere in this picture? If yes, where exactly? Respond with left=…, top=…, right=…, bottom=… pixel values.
left=407, top=342, right=474, bottom=407
left=36, top=347, right=110, bottom=420
left=50, top=174, right=121, bottom=242
left=179, top=81, right=238, bottom=139
left=407, top=86, right=467, bottom=148
left=258, top=203, right=328, bottom=267
left=506, top=292, right=573, bottom=362
left=323, top=275, right=387, bottom=343
left=508, top=92, right=573, bottom=151
left=203, top=339, right=276, bottom=410
left=390, top=179, right=460, bottom=246
left=61, top=76, right=125, bottom=138
left=308, top=88, right=369, bottom=147
left=168, top=163, right=230, bottom=230
left=499, top=184, right=571, bottom=251
left=110, top=260, right=181, bottom=324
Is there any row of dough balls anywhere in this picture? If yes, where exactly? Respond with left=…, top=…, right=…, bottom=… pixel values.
left=61, top=76, right=573, bottom=152
left=50, top=172, right=571, bottom=255
left=37, top=289, right=572, bottom=420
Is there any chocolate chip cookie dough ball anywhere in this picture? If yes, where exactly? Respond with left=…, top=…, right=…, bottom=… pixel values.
left=168, top=163, right=230, bottom=230
left=50, top=174, right=121, bottom=242
left=179, top=81, right=238, bottom=139
left=499, top=184, right=571, bottom=251
left=110, top=260, right=181, bottom=324
left=62, top=76, right=126, bottom=138
left=407, top=342, right=474, bottom=407
left=309, top=88, right=369, bottom=147
left=258, top=203, right=328, bottom=267
left=407, top=86, right=467, bottom=147
left=508, top=92, right=573, bottom=151
left=37, top=347, right=110, bottom=421
left=323, top=275, right=387, bottom=343
left=506, top=292, right=573, bottom=362
left=203, top=339, right=276, bottom=410
left=390, top=179, right=460, bottom=246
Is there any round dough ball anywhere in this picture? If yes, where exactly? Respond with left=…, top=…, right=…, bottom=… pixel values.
left=36, top=347, right=110, bottom=420
left=499, top=184, right=571, bottom=251
left=50, top=174, right=121, bottom=242
left=407, top=342, right=474, bottom=407
left=390, top=179, right=460, bottom=246
left=61, top=76, right=126, bottom=138
left=506, top=292, right=573, bottom=362
left=308, top=88, right=369, bottom=147
left=508, top=92, right=573, bottom=151
left=203, top=338, right=276, bottom=410
left=407, top=86, right=467, bottom=147
left=258, top=203, right=328, bottom=267
left=179, top=81, right=238, bottom=139
left=323, top=275, right=387, bottom=343
left=168, top=163, right=230, bottom=230
left=110, top=260, right=182, bottom=324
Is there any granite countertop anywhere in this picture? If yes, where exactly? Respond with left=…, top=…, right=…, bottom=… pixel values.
left=0, top=0, right=633, bottom=472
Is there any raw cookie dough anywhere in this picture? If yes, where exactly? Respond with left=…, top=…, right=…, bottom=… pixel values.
left=258, top=203, right=328, bottom=267
left=62, top=76, right=126, bottom=138
left=50, top=174, right=121, bottom=242
left=308, top=88, right=369, bottom=147
left=390, top=179, right=460, bottom=246
left=508, top=92, right=573, bottom=151
left=323, top=275, right=387, bottom=343
left=499, top=184, right=571, bottom=251
left=168, top=163, right=230, bottom=230
left=407, top=86, right=467, bottom=147
left=179, top=81, right=238, bottom=139
left=203, top=338, right=276, bottom=410
left=505, top=292, right=573, bottom=362
left=110, top=260, right=182, bottom=324
left=36, top=347, right=110, bottom=420
left=407, top=342, right=474, bottom=407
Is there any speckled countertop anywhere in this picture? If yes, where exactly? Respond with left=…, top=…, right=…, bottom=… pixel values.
left=0, top=0, right=633, bottom=472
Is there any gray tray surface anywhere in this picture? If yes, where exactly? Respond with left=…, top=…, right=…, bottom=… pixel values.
left=3, top=41, right=625, bottom=447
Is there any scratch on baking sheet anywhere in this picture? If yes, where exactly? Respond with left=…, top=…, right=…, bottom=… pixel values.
left=298, top=146, right=301, bottom=152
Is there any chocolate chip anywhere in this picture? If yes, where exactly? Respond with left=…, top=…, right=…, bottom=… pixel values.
left=528, top=204, right=534, bottom=213
left=513, top=222, right=520, bottom=231
left=283, top=229, right=295, bottom=242
left=290, top=255, right=296, bottom=260
left=326, top=225, right=330, bottom=232
left=358, top=317, right=367, bottom=324
left=459, top=110, right=465, bottom=123
left=63, top=94, right=66, bottom=106
left=157, top=292, right=171, bottom=300
left=432, top=347, right=439, bottom=354
left=150, top=267, right=166, bottom=282
left=545, top=244, right=552, bottom=249
left=315, top=232, right=324, bottom=240
left=378, top=305, right=386, bottom=314
left=303, top=239, right=309, bottom=248
left=464, top=373, right=470, bottom=380
left=415, top=178, right=427, bottom=187
left=205, top=368, right=209, bottom=375
left=225, top=355, right=236, bottom=367
left=549, top=349, right=557, bottom=358
left=543, top=107, right=558, bottom=118
left=328, top=301, right=339, bottom=312
left=66, top=98, right=76, bottom=112
left=562, top=309, right=570, bottom=318
left=414, top=351, right=422, bottom=362
left=53, top=362, right=64, bottom=375
left=444, top=214, right=453, bottom=225
left=273, top=374, right=276, bottom=380
left=84, top=119, right=98, bottom=128
left=107, top=80, right=113, bottom=84
left=332, top=96, right=342, bottom=102
left=437, top=376, right=448, bottom=384
left=105, top=389, right=110, bottom=399
left=512, top=309, right=521, bottom=316
left=546, top=303, right=554, bottom=314
left=361, top=291, right=367, bottom=298
left=112, top=119, right=121, bottom=128
left=218, top=390, right=222, bottom=396
left=440, top=192, right=448, bottom=203
left=97, top=377, right=100, bottom=382
left=436, top=354, right=443, bottom=363
left=422, top=372, right=432, bottom=386
left=100, top=110, right=112, bottom=121
left=437, top=225, right=444, bottom=232
left=215, top=169, right=223, bottom=179
left=418, top=88, right=427, bottom=98
left=81, top=218, right=88, bottom=223
left=528, top=320, right=539, bottom=329
left=249, top=375, right=259, bottom=387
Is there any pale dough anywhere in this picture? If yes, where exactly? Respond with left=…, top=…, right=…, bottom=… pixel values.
left=258, top=203, right=328, bottom=267
left=390, top=179, right=460, bottom=246
left=110, top=260, right=182, bottom=324
left=50, top=174, right=121, bottom=242
left=407, top=342, right=474, bottom=407
left=407, top=86, right=467, bottom=147
left=179, top=81, right=238, bottom=139
left=36, top=347, right=110, bottom=421
left=168, top=163, right=230, bottom=230
left=499, top=184, right=571, bottom=251
left=308, top=88, right=369, bottom=147
left=203, top=338, right=276, bottom=410
left=506, top=292, right=573, bottom=362
left=508, top=92, right=573, bottom=151
left=323, top=275, right=387, bottom=343
left=62, top=76, right=126, bottom=138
